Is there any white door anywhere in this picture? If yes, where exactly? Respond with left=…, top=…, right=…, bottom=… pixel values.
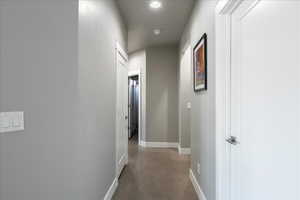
left=228, top=1, right=300, bottom=200
left=116, top=45, right=128, bottom=178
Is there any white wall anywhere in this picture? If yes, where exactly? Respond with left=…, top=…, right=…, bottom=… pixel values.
left=78, top=0, right=127, bottom=199
left=146, top=45, right=179, bottom=143
left=129, top=50, right=146, bottom=73
left=128, top=50, right=146, bottom=142
left=180, top=0, right=218, bottom=199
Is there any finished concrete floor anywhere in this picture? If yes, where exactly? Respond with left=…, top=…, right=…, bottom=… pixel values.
left=112, top=135, right=198, bottom=200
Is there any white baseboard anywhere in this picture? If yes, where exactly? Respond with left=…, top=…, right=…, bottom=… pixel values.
left=178, top=145, right=191, bottom=155
left=103, top=177, right=118, bottom=200
left=117, top=154, right=127, bottom=178
left=189, top=169, right=207, bottom=200
left=140, top=140, right=146, bottom=147
left=140, top=141, right=178, bottom=148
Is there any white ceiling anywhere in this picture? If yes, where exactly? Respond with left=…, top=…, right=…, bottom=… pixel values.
left=117, top=0, right=195, bottom=53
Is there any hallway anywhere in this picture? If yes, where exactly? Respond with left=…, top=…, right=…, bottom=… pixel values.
left=0, top=0, right=299, bottom=200
left=113, top=135, right=198, bottom=200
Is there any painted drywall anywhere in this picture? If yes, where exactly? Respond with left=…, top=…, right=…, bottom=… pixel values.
left=146, top=45, right=179, bottom=143
left=128, top=50, right=146, bottom=142
left=78, top=0, right=127, bottom=199
left=0, top=1, right=80, bottom=200
left=0, top=0, right=127, bottom=199
left=129, top=50, right=146, bottom=73
left=180, top=0, right=218, bottom=199
left=178, top=46, right=192, bottom=148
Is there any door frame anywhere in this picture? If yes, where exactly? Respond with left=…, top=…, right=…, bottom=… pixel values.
left=215, top=1, right=245, bottom=200
left=115, top=42, right=128, bottom=178
left=128, top=70, right=141, bottom=146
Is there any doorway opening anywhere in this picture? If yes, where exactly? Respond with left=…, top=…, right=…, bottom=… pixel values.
left=128, top=75, right=140, bottom=145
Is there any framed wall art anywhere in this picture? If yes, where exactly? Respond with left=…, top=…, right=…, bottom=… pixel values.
left=193, top=33, right=207, bottom=92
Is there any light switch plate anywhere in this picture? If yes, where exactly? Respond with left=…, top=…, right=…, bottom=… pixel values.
left=0, top=112, right=24, bottom=133
left=197, top=163, right=201, bottom=175
left=0, top=113, right=10, bottom=128
left=187, top=102, right=191, bottom=109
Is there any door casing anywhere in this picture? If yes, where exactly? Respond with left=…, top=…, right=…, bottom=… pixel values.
left=216, top=1, right=236, bottom=199
left=128, top=70, right=141, bottom=146
left=115, top=42, right=129, bottom=178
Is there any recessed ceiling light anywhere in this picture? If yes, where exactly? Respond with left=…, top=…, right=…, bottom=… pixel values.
left=153, top=29, right=161, bottom=35
left=150, top=1, right=162, bottom=9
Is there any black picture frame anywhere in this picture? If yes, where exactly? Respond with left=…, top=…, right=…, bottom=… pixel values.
left=193, top=33, right=207, bottom=92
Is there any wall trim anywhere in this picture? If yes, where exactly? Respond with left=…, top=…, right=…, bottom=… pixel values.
left=215, top=0, right=245, bottom=199
left=115, top=42, right=128, bottom=61
left=189, top=169, right=208, bottom=200
left=140, top=140, right=146, bottom=147
left=178, top=145, right=191, bottom=155
left=128, top=70, right=140, bottom=77
left=103, top=178, right=118, bottom=200
left=216, top=0, right=243, bottom=14
left=140, top=141, right=178, bottom=148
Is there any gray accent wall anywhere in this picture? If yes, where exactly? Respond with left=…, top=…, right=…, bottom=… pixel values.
left=0, top=0, right=127, bottom=199
left=146, top=45, right=179, bottom=143
left=180, top=0, right=218, bottom=200
left=0, top=1, right=80, bottom=200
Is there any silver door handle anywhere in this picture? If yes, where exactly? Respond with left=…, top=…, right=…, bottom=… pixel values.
left=226, top=136, right=239, bottom=145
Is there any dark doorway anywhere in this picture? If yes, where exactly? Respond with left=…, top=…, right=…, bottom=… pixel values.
left=128, top=75, right=139, bottom=141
